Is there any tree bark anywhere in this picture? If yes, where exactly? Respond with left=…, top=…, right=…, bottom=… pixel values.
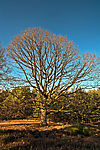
left=40, top=96, right=48, bottom=125
left=41, top=107, right=47, bottom=125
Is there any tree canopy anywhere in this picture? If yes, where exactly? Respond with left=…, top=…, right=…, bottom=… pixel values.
left=8, top=28, right=99, bottom=96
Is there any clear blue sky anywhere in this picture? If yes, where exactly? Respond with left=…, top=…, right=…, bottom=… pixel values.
left=0, top=0, right=100, bottom=55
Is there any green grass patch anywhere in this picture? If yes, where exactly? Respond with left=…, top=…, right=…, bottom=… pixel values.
left=64, top=124, right=91, bottom=136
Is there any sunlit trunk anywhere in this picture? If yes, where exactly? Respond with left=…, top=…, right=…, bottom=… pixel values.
left=41, top=97, right=47, bottom=125
left=41, top=107, right=47, bottom=125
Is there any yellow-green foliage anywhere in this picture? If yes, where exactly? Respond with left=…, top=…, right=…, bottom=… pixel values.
left=0, top=86, right=36, bottom=120
left=0, top=86, right=100, bottom=123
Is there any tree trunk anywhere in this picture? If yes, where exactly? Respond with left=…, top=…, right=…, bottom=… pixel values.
left=41, top=107, right=47, bottom=125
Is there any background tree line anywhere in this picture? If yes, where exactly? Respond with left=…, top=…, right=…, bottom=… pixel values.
left=0, top=86, right=100, bottom=123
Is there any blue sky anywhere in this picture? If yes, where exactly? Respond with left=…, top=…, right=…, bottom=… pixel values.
left=0, top=0, right=100, bottom=55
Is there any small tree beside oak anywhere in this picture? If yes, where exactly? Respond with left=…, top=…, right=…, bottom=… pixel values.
left=0, top=44, right=10, bottom=88
left=0, top=43, right=14, bottom=88
left=7, top=27, right=99, bottom=125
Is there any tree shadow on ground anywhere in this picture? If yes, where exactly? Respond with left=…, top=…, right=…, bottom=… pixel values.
left=1, top=125, right=100, bottom=150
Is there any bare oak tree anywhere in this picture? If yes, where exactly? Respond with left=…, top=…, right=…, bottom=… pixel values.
left=7, top=27, right=99, bottom=124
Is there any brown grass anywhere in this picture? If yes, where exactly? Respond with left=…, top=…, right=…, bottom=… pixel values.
left=0, top=120, right=100, bottom=150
